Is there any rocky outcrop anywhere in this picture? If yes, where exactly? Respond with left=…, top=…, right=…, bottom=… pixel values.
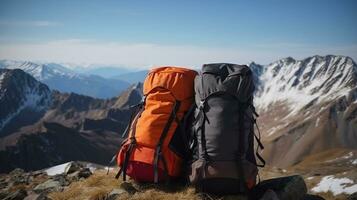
left=0, top=162, right=93, bottom=200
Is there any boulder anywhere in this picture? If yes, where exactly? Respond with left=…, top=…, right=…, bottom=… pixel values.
left=3, top=189, right=27, bottom=200
left=34, top=179, right=63, bottom=193
left=9, top=168, right=25, bottom=176
left=66, top=168, right=92, bottom=182
left=78, top=168, right=92, bottom=179
left=0, top=178, right=8, bottom=189
left=8, top=168, right=29, bottom=185
left=348, top=192, right=357, bottom=200
left=0, top=191, right=10, bottom=199
left=64, top=162, right=82, bottom=175
left=251, top=175, right=307, bottom=200
left=52, top=174, right=69, bottom=186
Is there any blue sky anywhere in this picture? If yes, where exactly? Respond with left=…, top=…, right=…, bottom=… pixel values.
left=0, top=0, right=356, bottom=68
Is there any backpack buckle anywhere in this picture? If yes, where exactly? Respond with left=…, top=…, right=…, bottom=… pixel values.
left=199, top=100, right=205, bottom=109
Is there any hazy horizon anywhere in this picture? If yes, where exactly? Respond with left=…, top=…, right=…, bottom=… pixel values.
left=0, top=0, right=356, bottom=68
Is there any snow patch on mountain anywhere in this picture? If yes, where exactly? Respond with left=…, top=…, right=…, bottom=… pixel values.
left=45, top=162, right=72, bottom=176
left=312, top=175, right=357, bottom=195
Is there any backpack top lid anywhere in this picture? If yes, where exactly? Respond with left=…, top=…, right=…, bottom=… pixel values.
left=202, top=63, right=252, bottom=77
left=196, top=63, right=255, bottom=103
left=143, top=66, right=197, bottom=101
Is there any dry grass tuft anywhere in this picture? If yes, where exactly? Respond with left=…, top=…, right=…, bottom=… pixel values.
left=49, top=169, right=198, bottom=200
left=48, top=167, right=352, bottom=200
left=49, top=170, right=119, bottom=200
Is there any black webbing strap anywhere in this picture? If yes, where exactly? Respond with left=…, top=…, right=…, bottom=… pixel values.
left=121, top=98, right=145, bottom=138
left=110, top=101, right=145, bottom=176
left=253, top=118, right=265, bottom=167
left=115, top=102, right=145, bottom=180
left=116, top=139, right=136, bottom=180
left=153, top=100, right=181, bottom=183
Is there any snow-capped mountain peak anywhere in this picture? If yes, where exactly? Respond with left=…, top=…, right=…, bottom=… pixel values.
left=254, top=55, right=357, bottom=113
left=0, top=60, right=80, bottom=81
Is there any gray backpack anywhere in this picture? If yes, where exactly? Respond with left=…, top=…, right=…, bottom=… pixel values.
left=189, top=63, right=265, bottom=194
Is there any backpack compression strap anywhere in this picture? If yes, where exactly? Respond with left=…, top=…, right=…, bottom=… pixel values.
left=115, top=98, right=146, bottom=181
left=193, top=99, right=210, bottom=181
left=108, top=100, right=146, bottom=176
left=153, top=100, right=181, bottom=183
left=251, top=105, right=265, bottom=168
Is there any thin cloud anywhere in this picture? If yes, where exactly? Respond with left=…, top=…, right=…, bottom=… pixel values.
left=0, top=20, right=60, bottom=27
left=0, top=39, right=356, bottom=68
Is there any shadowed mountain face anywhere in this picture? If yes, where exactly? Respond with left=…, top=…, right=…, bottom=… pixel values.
left=0, top=68, right=142, bottom=172
left=252, top=55, right=357, bottom=167
left=0, top=69, right=52, bottom=136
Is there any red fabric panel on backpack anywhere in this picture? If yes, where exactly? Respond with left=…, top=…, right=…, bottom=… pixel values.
left=125, top=161, right=167, bottom=182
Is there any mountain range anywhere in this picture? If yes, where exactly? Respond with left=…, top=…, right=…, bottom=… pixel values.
left=0, top=55, right=356, bottom=176
left=0, top=68, right=142, bottom=172
left=0, top=60, right=137, bottom=99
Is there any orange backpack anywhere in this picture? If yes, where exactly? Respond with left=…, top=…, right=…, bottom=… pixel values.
left=116, top=66, right=197, bottom=183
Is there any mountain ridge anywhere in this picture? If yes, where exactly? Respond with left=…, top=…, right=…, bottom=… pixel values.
left=0, top=60, right=131, bottom=99
left=252, top=55, right=357, bottom=168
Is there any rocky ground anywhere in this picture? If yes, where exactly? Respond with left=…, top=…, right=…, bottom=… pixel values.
left=0, top=161, right=356, bottom=200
